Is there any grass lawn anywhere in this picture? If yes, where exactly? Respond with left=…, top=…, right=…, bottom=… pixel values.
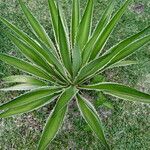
left=0, top=0, right=150, bottom=149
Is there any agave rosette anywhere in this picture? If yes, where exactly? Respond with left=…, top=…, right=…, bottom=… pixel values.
left=0, top=0, right=150, bottom=149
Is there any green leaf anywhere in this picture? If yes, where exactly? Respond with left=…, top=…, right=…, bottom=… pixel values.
left=0, top=87, right=62, bottom=110
left=48, top=0, right=59, bottom=42
left=106, top=35, right=150, bottom=68
left=76, top=0, right=94, bottom=50
left=8, top=33, right=54, bottom=73
left=18, top=0, right=57, bottom=56
left=0, top=53, right=54, bottom=82
left=76, top=94, right=110, bottom=149
left=0, top=16, right=66, bottom=77
left=82, top=0, right=115, bottom=64
left=7, top=33, right=69, bottom=83
left=76, top=34, right=150, bottom=83
left=72, top=45, right=82, bottom=78
left=38, top=86, right=78, bottom=150
left=59, top=4, right=69, bottom=42
left=108, top=60, right=137, bottom=69
left=54, top=86, right=78, bottom=113
left=71, top=0, right=80, bottom=46
left=0, top=84, right=41, bottom=91
left=80, top=82, right=150, bottom=103
left=57, top=5, right=72, bottom=75
left=38, top=105, right=67, bottom=150
left=90, top=0, right=131, bottom=60
left=0, top=93, right=58, bottom=118
left=2, top=75, right=47, bottom=86
left=104, top=25, right=150, bottom=56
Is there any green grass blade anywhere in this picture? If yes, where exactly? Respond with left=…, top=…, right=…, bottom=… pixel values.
left=90, top=0, right=131, bottom=60
left=18, top=0, right=57, bottom=56
left=0, top=87, right=62, bottom=110
left=82, top=0, right=115, bottom=64
left=76, top=0, right=94, bottom=50
left=0, top=94, right=58, bottom=118
left=76, top=94, right=110, bottom=149
left=38, top=86, right=78, bottom=150
left=0, top=84, right=41, bottom=91
left=0, top=53, right=54, bottom=82
left=71, top=0, right=80, bottom=46
left=58, top=5, right=72, bottom=74
left=2, top=75, right=47, bottom=86
left=108, top=60, right=137, bottom=69
left=80, top=82, right=150, bottom=103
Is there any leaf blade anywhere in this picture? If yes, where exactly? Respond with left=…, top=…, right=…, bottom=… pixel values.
left=0, top=16, right=66, bottom=76
left=0, top=53, right=54, bottom=82
left=76, top=0, right=94, bottom=50
left=0, top=84, right=41, bottom=91
left=8, top=33, right=54, bottom=73
left=58, top=5, right=72, bottom=74
left=48, top=0, right=59, bottom=41
left=38, top=105, right=67, bottom=150
left=0, top=86, right=62, bottom=110
left=76, top=94, right=110, bottom=149
left=18, top=0, right=57, bottom=56
left=90, top=0, right=131, bottom=60
left=72, top=45, right=82, bottom=78
left=108, top=60, right=137, bottom=69
left=2, top=75, right=47, bottom=86
left=71, top=0, right=80, bottom=46
left=80, top=82, right=150, bottom=103
left=76, top=34, right=150, bottom=83
left=38, top=86, right=78, bottom=150
left=0, top=94, right=58, bottom=118
left=82, top=0, right=115, bottom=64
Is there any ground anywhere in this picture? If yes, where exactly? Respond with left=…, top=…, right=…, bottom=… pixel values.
left=0, top=0, right=150, bottom=150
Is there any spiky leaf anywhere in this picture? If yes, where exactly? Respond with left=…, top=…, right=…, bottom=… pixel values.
left=76, top=94, right=110, bottom=149
left=80, top=82, right=150, bottom=103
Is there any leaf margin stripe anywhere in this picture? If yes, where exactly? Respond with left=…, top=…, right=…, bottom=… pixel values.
left=2, top=75, right=47, bottom=86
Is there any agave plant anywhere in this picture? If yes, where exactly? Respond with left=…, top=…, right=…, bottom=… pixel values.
left=0, top=0, right=150, bottom=149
